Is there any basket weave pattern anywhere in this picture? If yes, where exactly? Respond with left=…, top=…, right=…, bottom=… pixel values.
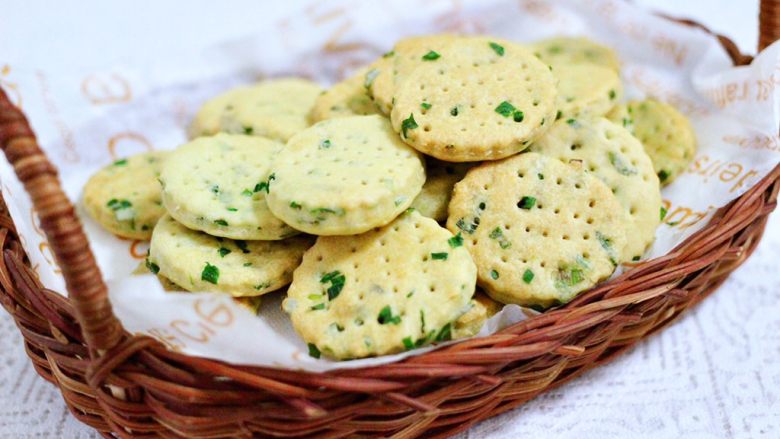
left=0, top=3, right=778, bottom=437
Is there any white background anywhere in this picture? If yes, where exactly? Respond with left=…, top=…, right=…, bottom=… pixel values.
left=0, top=1, right=777, bottom=438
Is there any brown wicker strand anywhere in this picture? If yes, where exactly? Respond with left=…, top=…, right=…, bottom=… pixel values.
left=760, top=0, right=780, bottom=50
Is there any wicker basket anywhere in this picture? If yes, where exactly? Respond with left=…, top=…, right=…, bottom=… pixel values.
left=1, top=2, right=778, bottom=437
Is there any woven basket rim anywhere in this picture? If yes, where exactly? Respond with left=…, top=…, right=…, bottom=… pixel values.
left=0, top=3, right=779, bottom=437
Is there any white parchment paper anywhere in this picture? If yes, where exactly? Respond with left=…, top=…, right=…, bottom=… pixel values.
left=0, top=0, right=777, bottom=372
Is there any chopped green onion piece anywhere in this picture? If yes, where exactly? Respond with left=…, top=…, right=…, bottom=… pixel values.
left=201, top=263, right=219, bottom=284
left=518, top=196, right=537, bottom=209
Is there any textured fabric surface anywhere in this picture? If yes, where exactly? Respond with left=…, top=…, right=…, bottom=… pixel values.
left=0, top=1, right=775, bottom=437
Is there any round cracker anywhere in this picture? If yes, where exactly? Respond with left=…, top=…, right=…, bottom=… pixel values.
left=530, top=117, right=661, bottom=260
left=447, top=152, right=628, bottom=307
left=148, top=214, right=312, bottom=297
left=309, top=67, right=381, bottom=122
left=531, top=36, right=621, bottom=71
left=390, top=37, right=557, bottom=161
left=607, top=99, right=697, bottom=185
left=267, top=115, right=425, bottom=236
left=451, top=292, right=502, bottom=339
left=283, top=210, right=476, bottom=359
left=188, top=78, right=322, bottom=142
left=83, top=151, right=169, bottom=240
left=160, top=133, right=297, bottom=240
left=410, top=160, right=475, bottom=222
left=554, top=63, right=622, bottom=118
left=368, top=34, right=459, bottom=115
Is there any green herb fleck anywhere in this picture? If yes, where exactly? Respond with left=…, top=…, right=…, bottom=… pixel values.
left=566, top=118, right=578, bottom=127
left=254, top=173, right=276, bottom=193
left=377, top=305, right=401, bottom=325
left=254, top=281, right=271, bottom=291
left=421, top=102, right=432, bottom=111
left=364, top=68, right=379, bottom=89
left=214, top=219, right=228, bottom=226
left=596, top=231, right=618, bottom=266
left=241, top=189, right=253, bottom=197
left=660, top=206, right=668, bottom=221
left=145, top=258, right=160, bottom=274
left=608, top=89, right=616, bottom=99
left=608, top=151, right=637, bottom=176
left=448, top=232, right=464, bottom=248
left=243, top=262, right=252, bottom=267
left=455, top=217, right=480, bottom=234
left=107, top=198, right=132, bottom=210
left=307, top=343, right=321, bottom=359
left=450, top=106, right=459, bottom=116
left=243, top=126, right=254, bottom=135
left=422, top=50, right=440, bottom=61
left=489, top=41, right=505, bottom=56
left=658, top=170, right=670, bottom=182
left=488, top=227, right=511, bottom=249
left=513, top=110, right=524, bottom=122
left=518, top=196, right=536, bottom=209
left=401, top=113, right=418, bottom=139
left=402, top=336, right=415, bottom=350
left=290, top=201, right=302, bottom=210
left=218, top=247, right=231, bottom=258
left=383, top=50, right=395, bottom=58
left=113, top=159, right=128, bottom=166
left=201, top=263, right=219, bottom=284
left=523, top=269, right=535, bottom=284
left=431, top=252, right=448, bottom=261
left=310, top=303, right=326, bottom=311
left=495, top=101, right=516, bottom=117
left=538, top=173, right=544, bottom=180
left=435, top=323, right=452, bottom=342
left=556, top=110, right=562, bottom=120
left=211, top=185, right=220, bottom=194
left=490, top=269, right=499, bottom=280
left=320, top=271, right=346, bottom=301
left=632, top=256, right=641, bottom=262
left=555, top=265, right=583, bottom=288
left=227, top=207, right=238, bottom=212
left=319, top=139, right=331, bottom=149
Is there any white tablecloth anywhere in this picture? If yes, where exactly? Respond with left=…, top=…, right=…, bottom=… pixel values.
left=1, top=1, right=776, bottom=437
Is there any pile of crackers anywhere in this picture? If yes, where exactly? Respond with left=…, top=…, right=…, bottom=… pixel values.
left=82, top=35, right=697, bottom=360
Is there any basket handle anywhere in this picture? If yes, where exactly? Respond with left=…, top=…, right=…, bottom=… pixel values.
left=0, top=88, right=123, bottom=353
left=759, top=0, right=780, bottom=50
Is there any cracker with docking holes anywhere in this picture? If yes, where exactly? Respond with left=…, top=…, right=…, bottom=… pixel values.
left=554, top=63, right=622, bottom=118
left=410, top=159, right=476, bottom=222
left=390, top=37, right=557, bottom=162
left=160, top=133, right=297, bottom=240
left=148, top=214, right=313, bottom=297
left=451, top=291, right=503, bottom=339
left=283, top=210, right=476, bottom=359
left=188, top=78, right=322, bottom=142
left=367, top=34, right=459, bottom=115
left=531, top=36, right=621, bottom=71
left=83, top=151, right=170, bottom=240
left=267, top=115, right=425, bottom=236
left=530, top=117, right=661, bottom=261
left=607, top=99, right=697, bottom=185
left=309, top=67, right=381, bottom=122
left=447, top=152, right=628, bottom=307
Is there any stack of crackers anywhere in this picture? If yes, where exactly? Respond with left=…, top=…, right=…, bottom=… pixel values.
left=82, top=35, right=697, bottom=360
